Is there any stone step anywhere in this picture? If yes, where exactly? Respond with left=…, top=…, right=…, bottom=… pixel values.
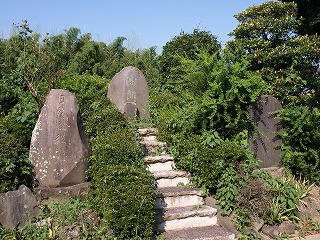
left=158, top=205, right=217, bottom=221
left=164, top=225, right=236, bottom=240
left=156, top=205, right=217, bottom=225
left=140, top=136, right=167, bottom=155
left=138, top=128, right=158, bottom=137
left=155, top=186, right=203, bottom=209
left=158, top=215, right=218, bottom=232
left=148, top=161, right=175, bottom=173
left=145, top=155, right=175, bottom=173
left=144, top=155, right=174, bottom=164
left=154, top=170, right=189, bottom=187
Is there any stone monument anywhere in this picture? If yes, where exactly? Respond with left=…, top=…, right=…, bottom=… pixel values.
left=107, top=66, right=150, bottom=118
left=248, top=95, right=282, bottom=168
left=29, top=89, right=90, bottom=187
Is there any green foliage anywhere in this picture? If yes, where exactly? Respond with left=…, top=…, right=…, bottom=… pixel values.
left=280, top=107, right=320, bottom=184
left=0, top=91, right=36, bottom=192
left=282, top=0, right=320, bottom=35
left=89, top=165, right=156, bottom=239
left=152, top=51, right=264, bottom=157
left=228, top=1, right=320, bottom=106
left=68, top=41, right=106, bottom=75
left=84, top=101, right=156, bottom=239
left=215, top=165, right=240, bottom=216
left=175, top=134, right=259, bottom=194
left=263, top=175, right=313, bottom=225
left=0, top=80, right=19, bottom=114
left=0, top=130, right=32, bottom=192
left=55, top=74, right=108, bottom=123
left=159, top=28, right=220, bottom=90
left=200, top=56, right=265, bottom=139
left=13, top=20, right=67, bottom=111
left=264, top=176, right=301, bottom=224
left=215, top=145, right=260, bottom=215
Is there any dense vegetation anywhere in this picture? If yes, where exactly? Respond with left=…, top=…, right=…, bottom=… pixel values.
left=0, top=1, right=320, bottom=239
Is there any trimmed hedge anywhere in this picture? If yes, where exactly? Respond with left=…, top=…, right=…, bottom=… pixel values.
left=89, top=165, right=156, bottom=238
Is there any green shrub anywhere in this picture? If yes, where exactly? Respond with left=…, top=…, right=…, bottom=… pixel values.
left=89, top=165, right=156, bottom=239
left=86, top=107, right=156, bottom=238
left=175, top=137, right=256, bottom=191
left=214, top=142, right=260, bottom=215
left=55, top=74, right=109, bottom=122
left=0, top=131, right=32, bottom=192
left=280, top=106, right=320, bottom=184
left=0, top=100, right=36, bottom=192
left=175, top=135, right=216, bottom=189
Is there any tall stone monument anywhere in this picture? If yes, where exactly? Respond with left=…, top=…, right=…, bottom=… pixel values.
left=248, top=95, right=282, bottom=168
left=107, top=66, right=150, bottom=118
left=29, top=89, right=90, bottom=187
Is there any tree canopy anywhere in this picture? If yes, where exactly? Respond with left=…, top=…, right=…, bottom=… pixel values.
left=227, top=1, right=320, bottom=106
left=282, top=0, right=320, bottom=35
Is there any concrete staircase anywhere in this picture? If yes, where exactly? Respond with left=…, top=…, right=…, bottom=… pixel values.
left=138, top=128, right=236, bottom=240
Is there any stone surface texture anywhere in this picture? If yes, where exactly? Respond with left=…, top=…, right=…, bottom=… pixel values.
left=34, top=182, right=90, bottom=201
left=107, top=66, right=150, bottom=118
left=248, top=95, right=282, bottom=168
left=29, top=89, right=90, bottom=188
left=0, top=185, right=37, bottom=229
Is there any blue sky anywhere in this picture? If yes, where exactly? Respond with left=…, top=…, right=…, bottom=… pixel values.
left=1, top=0, right=267, bottom=53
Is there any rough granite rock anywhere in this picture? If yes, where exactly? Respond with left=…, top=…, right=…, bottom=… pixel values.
left=0, top=185, right=37, bottom=229
left=29, top=89, right=90, bottom=188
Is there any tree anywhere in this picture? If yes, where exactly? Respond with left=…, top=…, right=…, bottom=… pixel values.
left=282, top=0, right=320, bottom=35
left=69, top=41, right=107, bottom=75
left=159, top=29, right=221, bottom=92
left=227, top=1, right=320, bottom=106
left=14, top=21, right=67, bottom=111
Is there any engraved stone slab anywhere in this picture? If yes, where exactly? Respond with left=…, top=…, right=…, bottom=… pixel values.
left=0, top=185, right=37, bottom=229
left=107, top=66, right=150, bottom=118
left=248, top=95, right=282, bottom=168
left=29, top=89, right=90, bottom=187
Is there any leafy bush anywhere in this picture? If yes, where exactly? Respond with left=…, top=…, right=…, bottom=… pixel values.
left=0, top=130, right=32, bottom=192
left=152, top=52, right=265, bottom=153
left=55, top=74, right=109, bottom=122
left=159, top=28, right=220, bottom=88
left=85, top=105, right=156, bottom=239
left=0, top=96, right=36, bottom=192
left=214, top=143, right=260, bottom=215
left=280, top=106, right=320, bottom=184
left=89, top=165, right=156, bottom=239
left=200, top=56, right=265, bottom=140
left=176, top=137, right=256, bottom=191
